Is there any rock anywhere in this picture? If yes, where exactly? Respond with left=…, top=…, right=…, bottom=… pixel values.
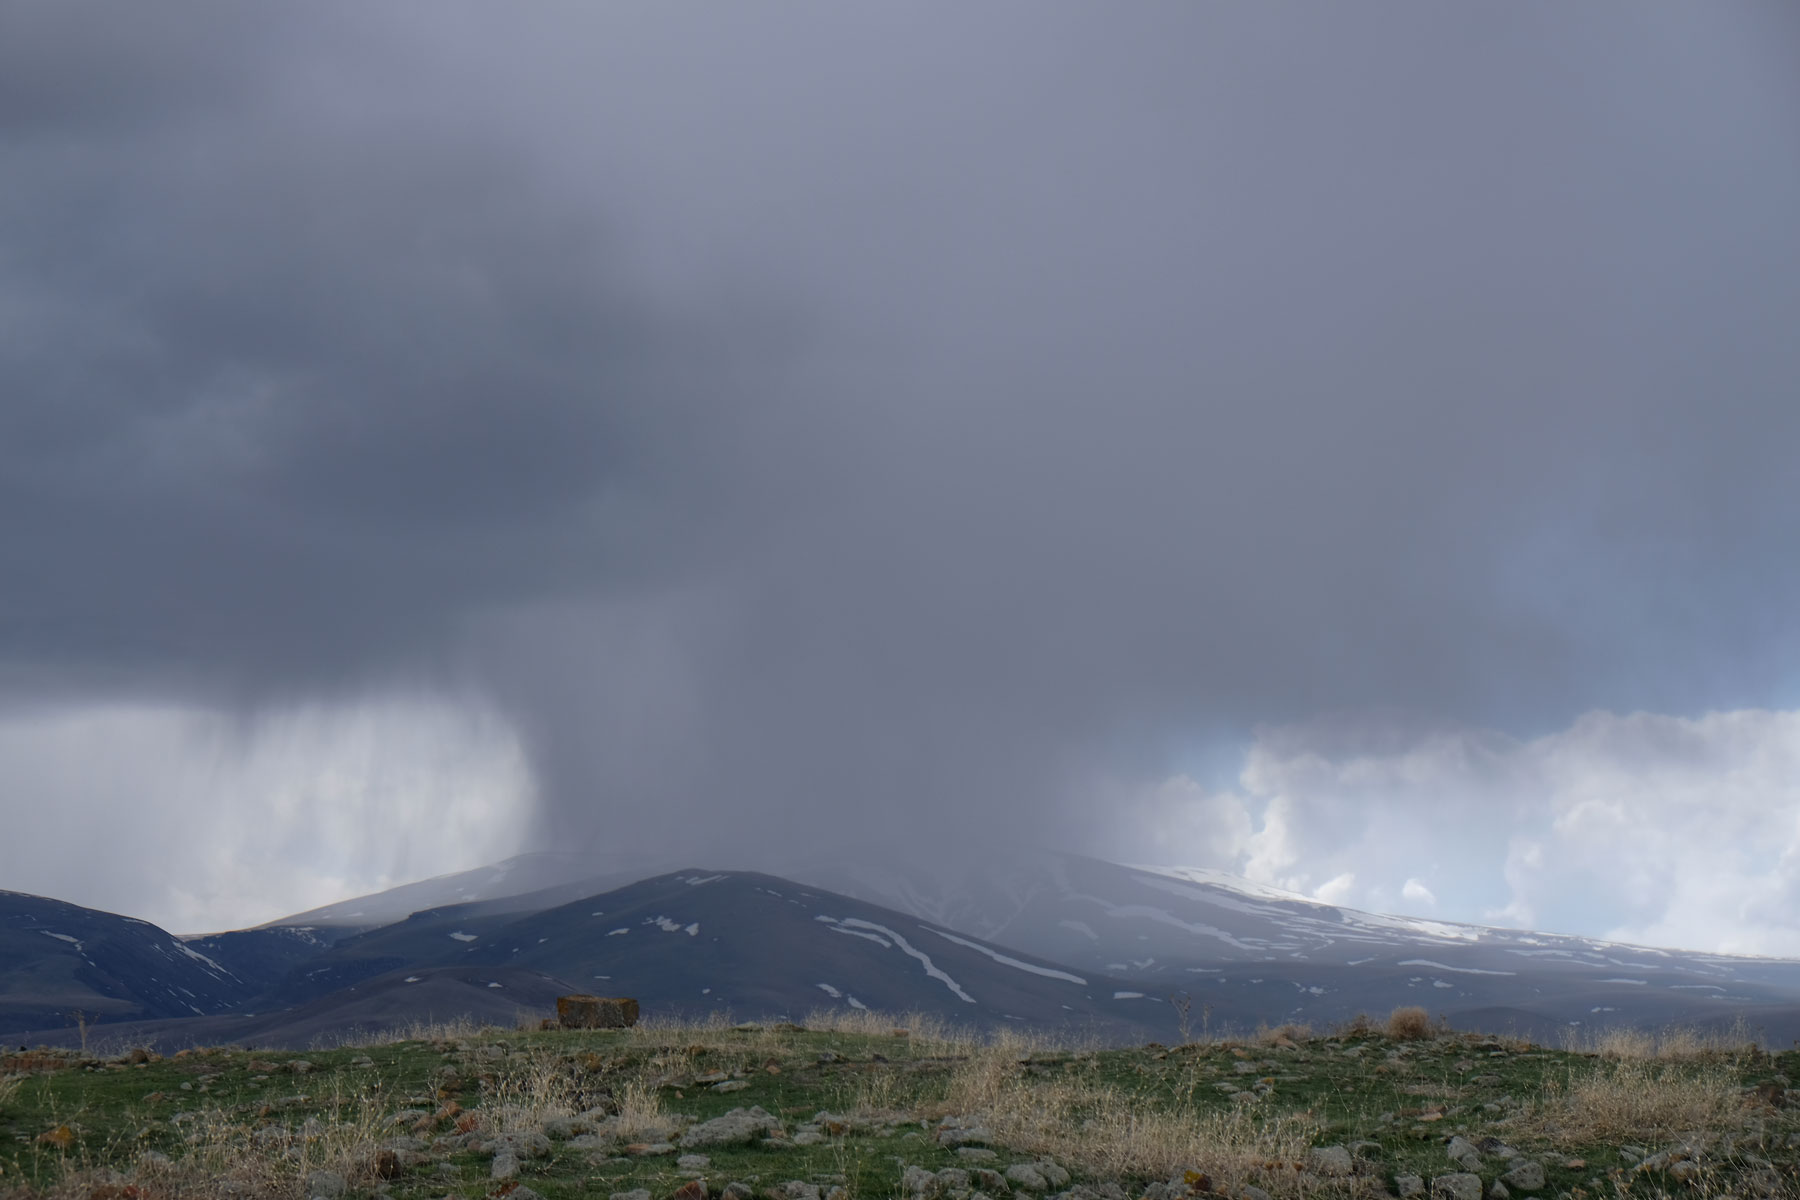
left=776, top=1184, right=821, bottom=1200
left=509, top=1190, right=545, bottom=1200
left=672, top=1182, right=707, bottom=1200
left=1036, top=1162, right=1070, bottom=1188
left=1485, top=1185, right=1508, bottom=1200
left=936, top=1117, right=994, bottom=1147
left=713, top=1079, right=750, bottom=1093
left=793, top=1130, right=826, bottom=1146
left=1309, top=1146, right=1353, bottom=1176
left=542, top=1115, right=587, bottom=1139
left=969, top=1169, right=1010, bottom=1194
left=1396, top=1178, right=1425, bottom=1199
left=724, top=1186, right=755, bottom=1200
left=624, top=1142, right=677, bottom=1156
left=695, top=1071, right=731, bottom=1084
left=1430, top=1175, right=1482, bottom=1200
left=558, top=994, right=640, bottom=1029
left=1500, top=1162, right=1544, bottom=1192
left=936, top=1169, right=972, bottom=1193
left=303, top=1171, right=346, bottom=1199
left=679, top=1154, right=712, bottom=1170
left=902, top=1166, right=939, bottom=1196
left=492, top=1130, right=553, bottom=1158
left=610, top=1191, right=652, bottom=1200
left=957, top=1148, right=999, bottom=1162
left=491, top=1151, right=520, bottom=1180
left=1447, top=1137, right=1482, bottom=1172
left=680, top=1107, right=783, bottom=1148
left=1006, top=1165, right=1048, bottom=1192
left=1237, top=1188, right=1271, bottom=1200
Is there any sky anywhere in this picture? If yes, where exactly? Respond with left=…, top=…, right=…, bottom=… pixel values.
left=2, top=3, right=1799, bottom=950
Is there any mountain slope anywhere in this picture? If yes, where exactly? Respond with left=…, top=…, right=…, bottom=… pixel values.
left=261, top=870, right=1179, bottom=1038
left=0, top=890, right=256, bottom=1035
left=789, top=848, right=1800, bottom=1039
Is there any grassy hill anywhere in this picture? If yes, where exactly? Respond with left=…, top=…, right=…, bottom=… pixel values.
left=2, top=1007, right=1796, bottom=1200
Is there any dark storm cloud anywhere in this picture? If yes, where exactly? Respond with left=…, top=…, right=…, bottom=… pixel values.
left=3, top=3, right=1798, bottom=863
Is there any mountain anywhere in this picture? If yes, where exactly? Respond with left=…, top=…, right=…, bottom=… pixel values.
left=788, top=848, right=1800, bottom=1042
left=0, top=890, right=257, bottom=1034
left=262, top=851, right=680, bottom=930
left=272, top=869, right=1177, bottom=1039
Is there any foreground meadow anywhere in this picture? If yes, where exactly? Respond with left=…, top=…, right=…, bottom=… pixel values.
left=2, top=1009, right=1796, bottom=1200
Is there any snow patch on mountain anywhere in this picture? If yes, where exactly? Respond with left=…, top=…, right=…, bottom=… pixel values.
left=926, top=927, right=1087, bottom=984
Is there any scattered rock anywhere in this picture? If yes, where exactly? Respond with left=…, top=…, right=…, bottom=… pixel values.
left=775, top=1183, right=822, bottom=1200
left=672, top=1182, right=707, bottom=1200
left=680, top=1107, right=782, bottom=1148
left=1396, top=1176, right=1425, bottom=1198
left=1500, top=1162, right=1544, bottom=1192
left=624, top=1142, right=677, bottom=1156
left=958, top=1147, right=999, bottom=1162
left=713, top=1079, right=751, bottom=1093
left=678, top=1154, right=712, bottom=1170
left=723, top=1185, right=755, bottom=1200
left=1005, top=1165, right=1048, bottom=1192
left=1485, top=1184, right=1509, bottom=1200
left=609, top=1191, right=652, bottom=1200
left=303, top=1170, right=347, bottom=1199
left=491, top=1151, right=520, bottom=1180
left=1446, top=1136, right=1482, bottom=1172
left=1308, top=1146, right=1353, bottom=1177
left=1430, top=1174, right=1482, bottom=1200
left=935, top=1116, right=994, bottom=1147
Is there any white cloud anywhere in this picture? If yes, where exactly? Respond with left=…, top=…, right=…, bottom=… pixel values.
left=1402, top=877, right=1437, bottom=906
left=1147, top=708, right=1800, bottom=955
left=0, top=695, right=534, bottom=932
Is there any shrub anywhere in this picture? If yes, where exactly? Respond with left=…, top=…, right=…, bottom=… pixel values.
left=1386, top=1006, right=1431, bottom=1040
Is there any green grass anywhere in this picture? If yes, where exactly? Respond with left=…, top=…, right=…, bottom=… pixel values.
left=2, top=1015, right=1797, bottom=1199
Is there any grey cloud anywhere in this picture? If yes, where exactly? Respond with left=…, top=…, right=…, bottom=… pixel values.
left=3, top=3, right=1798, bottom=879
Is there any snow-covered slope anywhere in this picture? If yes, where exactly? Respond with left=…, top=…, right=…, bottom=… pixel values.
left=788, top=848, right=1800, bottom=1040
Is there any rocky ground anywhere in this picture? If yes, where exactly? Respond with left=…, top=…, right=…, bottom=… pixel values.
left=2, top=1012, right=1797, bottom=1199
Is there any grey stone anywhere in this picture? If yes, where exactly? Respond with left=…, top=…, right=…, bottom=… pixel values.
left=491, top=1151, right=520, bottom=1180
left=492, top=1130, right=552, bottom=1158
left=1006, top=1165, right=1048, bottom=1192
left=1500, top=1162, right=1544, bottom=1192
left=1447, top=1137, right=1482, bottom=1172
left=794, top=1130, right=826, bottom=1146
left=713, top=1079, right=751, bottom=1093
left=1396, top=1177, right=1425, bottom=1199
left=969, top=1169, right=1009, bottom=1194
left=936, top=1117, right=994, bottom=1147
left=777, top=1184, right=822, bottom=1200
left=679, top=1154, right=712, bottom=1170
left=541, top=1115, right=587, bottom=1139
left=303, top=1171, right=346, bottom=1199
left=957, top=1148, right=999, bottom=1162
left=610, top=1191, right=652, bottom=1200
left=1237, top=1187, right=1272, bottom=1200
left=1431, top=1175, right=1483, bottom=1200
left=680, top=1106, right=783, bottom=1148
left=1486, top=1184, right=1509, bottom=1200
left=1309, top=1146, right=1353, bottom=1176
left=724, top=1185, right=755, bottom=1200
left=903, top=1165, right=940, bottom=1196
left=1036, top=1162, right=1070, bottom=1189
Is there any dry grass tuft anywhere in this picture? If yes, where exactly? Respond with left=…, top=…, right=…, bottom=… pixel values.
left=1254, top=1022, right=1313, bottom=1048
left=1386, top=1006, right=1432, bottom=1041
left=1570, top=1019, right=1760, bottom=1062
left=930, top=1039, right=1320, bottom=1195
left=1533, top=1058, right=1748, bottom=1146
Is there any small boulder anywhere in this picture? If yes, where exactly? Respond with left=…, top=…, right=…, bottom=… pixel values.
left=558, top=994, right=640, bottom=1029
left=679, top=1106, right=782, bottom=1148
left=1500, top=1162, right=1544, bottom=1192
left=491, top=1151, right=520, bottom=1180
left=1309, top=1146, right=1353, bottom=1176
left=1430, top=1174, right=1483, bottom=1200
left=303, top=1170, right=346, bottom=1199
left=1395, top=1177, right=1425, bottom=1198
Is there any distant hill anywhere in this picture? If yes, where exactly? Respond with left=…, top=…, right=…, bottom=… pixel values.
left=0, top=890, right=257, bottom=1034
